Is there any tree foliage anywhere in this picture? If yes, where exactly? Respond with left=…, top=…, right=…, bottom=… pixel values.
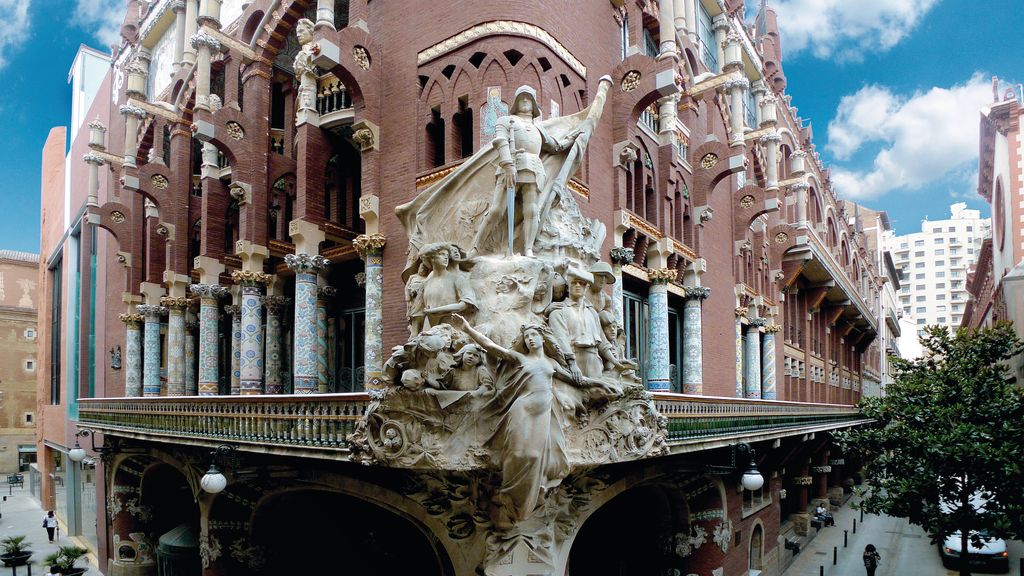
left=837, top=323, right=1024, bottom=574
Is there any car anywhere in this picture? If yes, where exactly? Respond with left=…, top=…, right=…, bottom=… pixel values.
left=938, top=530, right=1009, bottom=573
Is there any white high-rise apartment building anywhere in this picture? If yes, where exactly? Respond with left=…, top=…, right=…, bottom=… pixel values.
left=886, top=203, right=990, bottom=341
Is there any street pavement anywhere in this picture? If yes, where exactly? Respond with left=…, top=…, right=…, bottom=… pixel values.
left=0, top=485, right=101, bottom=575
left=782, top=495, right=1024, bottom=576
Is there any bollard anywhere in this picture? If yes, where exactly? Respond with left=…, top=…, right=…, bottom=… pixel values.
left=844, top=530, right=848, bottom=548
left=833, top=546, right=838, bottom=565
left=853, top=518, right=857, bottom=534
left=819, top=566, right=824, bottom=576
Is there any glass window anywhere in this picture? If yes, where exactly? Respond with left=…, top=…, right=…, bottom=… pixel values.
left=914, top=251, right=925, bottom=257
left=917, top=318, right=926, bottom=324
left=900, top=242, right=908, bottom=249
left=935, top=283, right=945, bottom=289
left=335, top=307, right=367, bottom=393
left=619, top=13, right=629, bottom=59
left=643, top=27, right=658, bottom=57
left=903, top=306, right=911, bottom=314
left=948, top=226, right=956, bottom=232
left=968, top=248, right=974, bottom=254
left=935, top=238, right=944, bottom=244
left=936, top=271, right=945, bottom=278
left=914, top=240, right=925, bottom=246
left=966, top=226, right=973, bottom=232
left=934, top=249, right=944, bottom=255
left=916, top=296, right=926, bottom=302
left=936, top=294, right=946, bottom=300
left=915, top=262, right=925, bottom=268
left=915, top=284, right=925, bottom=291
left=915, top=307, right=927, bottom=313
left=937, top=317, right=947, bottom=323
left=697, top=3, right=718, bottom=72
left=49, top=256, right=62, bottom=405
left=623, top=292, right=649, bottom=386
left=935, top=261, right=945, bottom=267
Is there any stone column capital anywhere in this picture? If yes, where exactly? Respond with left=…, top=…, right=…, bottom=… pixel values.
left=722, top=77, right=750, bottom=92
left=262, top=295, right=291, bottom=313
left=354, top=233, right=387, bottom=258
left=793, top=476, right=814, bottom=486
left=189, top=31, right=222, bottom=52
left=789, top=181, right=810, bottom=192
left=648, top=268, right=677, bottom=284
left=170, top=0, right=186, bottom=12
left=318, top=285, right=337, bottom=298
left=119, top=313, right=144, bottom=327
left=763, top=324, right=783, bottom=334
left=758, top=132, right=782, bottom=145
left=136, top=304, right=168, bottom=318
left=284, top=253, right=330, bottom=274
left=190, top=283, right=228, bottom=299
left=186, top=319, right=199, bottom=331
left=83, top=152, right=106, bottom=166
left=748, top=317, right=768, bottom=329
left=231, top=270, right=272, bottom=286
left=118, top=103, right=148, bottom=119
left=683, top=286, right=711, bottom=301
left=224, top=305, right=241, bottom=316
left=609, top=247, right=635, bottom=265
left=734, top=306, right=748, bottom=318
left=160, top=296, right=192, bottom=310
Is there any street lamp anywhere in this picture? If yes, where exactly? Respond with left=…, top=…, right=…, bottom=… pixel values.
left=200, top=445, right=236, bottom=494
left=68, top=429, right=110, bottom=463
left=706, top=442, right=765, bottom=491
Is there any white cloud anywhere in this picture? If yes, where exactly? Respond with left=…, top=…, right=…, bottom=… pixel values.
left=0, top=0, right=31, bottom=70
left=827, top=74, right=992, bottom=201
left=74, top=0, right=123, bottom=48
left=773, top=0, right=939, bottom=61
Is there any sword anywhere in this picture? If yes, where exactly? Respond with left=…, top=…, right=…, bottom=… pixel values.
left=506, top=182, right=515, bottom=258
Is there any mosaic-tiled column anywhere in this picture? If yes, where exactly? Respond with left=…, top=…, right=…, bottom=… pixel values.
left=285, top=253, right=329, bottom=394
left=137, top=304, right=167, bottom=397
left=609, top=247, right=634, bottom=327
left=233, top=271, right=271, bottom=395
left=262, top=295, right=290, bottom=394
left=744, top=317, right=766, bottom=398
left=224, top=305, right=242, bottom=395
left=681, top=286, right=711, bottom=394
left=355, top=233, right=387, bottom=390
left=185, top=319, right=197, bottom=395
left=120, top=313, right=144, bottom=397
left=646, top=268, right=676, bottom=392
left=762, top=324, right=780, bottom=400
left=735, top=307, right=746, bottom=398
left=190, top=283, right=227, bottom=396
left=161, top=296, right=191, bottom=396
left=317, top=286, right=336, bottom=393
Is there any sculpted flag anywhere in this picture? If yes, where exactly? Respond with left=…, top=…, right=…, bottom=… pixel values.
left=396, top=77, right=612, bottom=270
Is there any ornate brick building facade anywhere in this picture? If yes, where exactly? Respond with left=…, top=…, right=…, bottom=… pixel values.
left=36, top=0, right=881, bottom=574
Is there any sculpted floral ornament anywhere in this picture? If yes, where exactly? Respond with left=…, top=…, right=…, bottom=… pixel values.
left=775, top=232, right=789, bottom=244
left=225, top=121, right=244, bottom=141
left=352, top=127, right=375, bottom=151
left=231, top=270, right=272, bottom=286
left=713, top=519, right=733, bottom=553
left=793, top=475, right=813, bottom=485
left=119, top=313, right=144, bottom=326
left=353, top=233, right=387, bottom=257
left=609, top=246, right=634, bottom=265
left=700, top=153, right=718, bottom=169
left=648, top=267, right=677, bottom=283
left=739, top=194, right=755, bottom=209
left=160, top=296, right=192, bottom=309
left=811, top=465, right=832, bottom=474
left=352, top=46, right=371, bottom=70
left=151, top=175, right=169, bottom=189
left=620, top=70, right=641, bottom=92
left=110, top=211, right=126, bottom=223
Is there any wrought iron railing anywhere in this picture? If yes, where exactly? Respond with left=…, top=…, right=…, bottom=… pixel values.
left=79, top=394, right=863, bottom=455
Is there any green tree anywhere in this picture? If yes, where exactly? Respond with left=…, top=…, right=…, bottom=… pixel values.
left=838, top=323, right=1024, bottom=576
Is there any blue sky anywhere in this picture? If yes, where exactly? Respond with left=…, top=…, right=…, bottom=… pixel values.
left=0, top=0, right=1021, bottom=254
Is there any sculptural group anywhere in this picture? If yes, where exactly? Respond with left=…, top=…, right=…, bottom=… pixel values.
left=349, top=74, right=666, bottom=573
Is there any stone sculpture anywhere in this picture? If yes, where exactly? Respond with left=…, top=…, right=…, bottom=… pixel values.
left=351, top=75, right=666, bottom=574
left=293, top=19, right=318, bottom=113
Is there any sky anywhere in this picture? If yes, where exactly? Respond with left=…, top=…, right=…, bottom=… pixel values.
left=0, top=0, right=1021, bottom=255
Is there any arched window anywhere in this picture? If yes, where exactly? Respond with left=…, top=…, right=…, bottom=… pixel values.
left=452, top=96, right=473, bottom=159
left=426, top=106, right=445, bottom=168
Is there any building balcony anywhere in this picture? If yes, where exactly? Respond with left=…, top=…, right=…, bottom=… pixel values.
left=77, top=394, right=866, bottom=461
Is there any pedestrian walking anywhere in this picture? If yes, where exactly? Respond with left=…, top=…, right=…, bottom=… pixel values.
left=43, top=510, right=58, bottom=542
left=862, top=543, right=881, bottom=576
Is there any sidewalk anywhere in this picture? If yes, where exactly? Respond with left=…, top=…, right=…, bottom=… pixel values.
left=0, top=486, right=102, bottom=576
left=781, top=493, right=1022, bottom=576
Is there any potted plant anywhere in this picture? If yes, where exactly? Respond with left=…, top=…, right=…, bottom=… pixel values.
left=45, top=545, right=89, bottom=576
left=0, top=535, right=32, bottom=567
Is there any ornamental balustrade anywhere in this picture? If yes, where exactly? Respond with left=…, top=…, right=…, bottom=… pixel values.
left=78, top=393, right=863, bottom=456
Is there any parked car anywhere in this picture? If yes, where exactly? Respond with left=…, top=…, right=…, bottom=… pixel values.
left=938, top=530, right=1009, bottom=572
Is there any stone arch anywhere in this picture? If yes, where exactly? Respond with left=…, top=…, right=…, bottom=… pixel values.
left=566, top=469, right=728, bottom=575
left=733, top=183, right=777, bottom=237
left=241, top=10, right=264, bottom=43
left=210, top=477, right=457, bottom=575
left=609, top=52, right=673, bottom=142
left=748, top=519, right=765, bottom=570
left=691, top=139, right=741, bottom=208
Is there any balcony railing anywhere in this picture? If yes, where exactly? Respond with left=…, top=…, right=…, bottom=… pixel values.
left=317, top=74, right=352, bottom=116
left=79, top=394, right=865, bottom=457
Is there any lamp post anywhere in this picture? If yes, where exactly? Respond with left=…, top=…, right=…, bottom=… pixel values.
left=68, top=429, right=112, bottom=463
left=707, top=442, right=765, bottom=491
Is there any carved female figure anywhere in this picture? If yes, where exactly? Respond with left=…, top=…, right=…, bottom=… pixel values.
left=450, top=344, right=494, bottom=394
left=451, top=314, right=614, bottom=529
left=420, top=243, right=477, bottom=329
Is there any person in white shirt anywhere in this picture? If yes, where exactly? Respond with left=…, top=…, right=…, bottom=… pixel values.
left=43, top=510, right=58, bottom=542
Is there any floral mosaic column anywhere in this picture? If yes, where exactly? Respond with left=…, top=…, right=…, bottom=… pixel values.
left=681, top=286, right=710, bottom=395
left=355, top=233, right=387, bottom=390
left=762, top=324, right=780, bottom=400
left=609, top=247, right=634, bottom=327
left=161, top=297, right=191, bottom=396
left=744, top=318, right=766, bottom=399
left=232, top=271, right=271, bottom=395
left=224, top=305, right=242, bottom=395
left=185, top=319, right=197, bottom=395
left=190, top=284, right=227, bottom=396
left=120, top=313, right=144, bottom=397
left=646, top=268, right=676, bottom=392
left=285, top=253, right=329, bottom=394
left=262, top=295, right=290, bottom=394
left=735, top=307, right=746, bottom=398
left=137, top=304, right=167, bottom=397
left=317, top=286, right=336, bottom=393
